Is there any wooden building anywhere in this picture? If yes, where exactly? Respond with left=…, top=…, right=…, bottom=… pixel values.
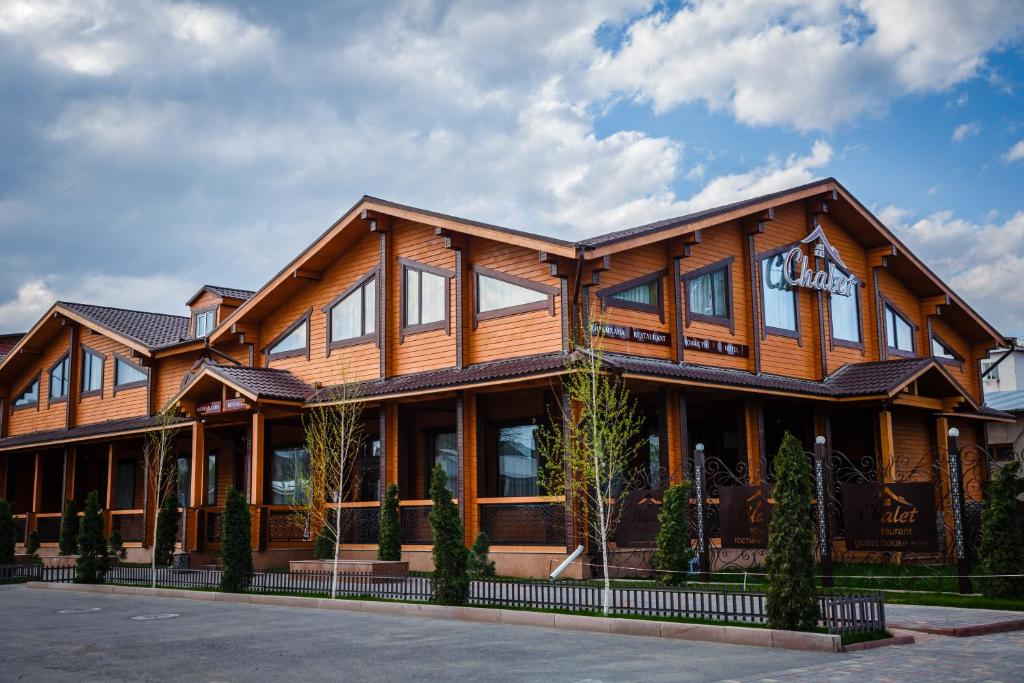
left=0, top=178, right=1011, bottom=576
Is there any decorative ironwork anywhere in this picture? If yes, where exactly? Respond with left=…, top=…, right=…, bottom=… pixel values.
left=480, top=502, right=566, bottom=546
left=112, top=513, right=146, bottom=543
left=339, top=507, right=380, bottom=545
left=36, top=516, right=61, bottom=543
left=268, top=510, right=310, bottom=543
left=400, top=505, right=433, bottom=545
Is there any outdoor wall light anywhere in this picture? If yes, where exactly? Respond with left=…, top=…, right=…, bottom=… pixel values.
left=948, top=427, right=960, bottom=438
left=815, top=435, right=826, bottom=445
left=695, top=443, right=705, bottom=452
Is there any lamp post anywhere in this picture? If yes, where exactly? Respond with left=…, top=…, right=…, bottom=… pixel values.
left=812, top=435, right=833, bottom=587
left=945, top=427, right=971, bottom=594
left=693, top=443, right=710, bottom=582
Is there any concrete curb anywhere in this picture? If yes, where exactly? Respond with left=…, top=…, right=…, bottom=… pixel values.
left=888, top=619, right=1024, bottom=637
left=23, top=582, right=841, bottom=652
left=843, top=633, right=915, bottom=651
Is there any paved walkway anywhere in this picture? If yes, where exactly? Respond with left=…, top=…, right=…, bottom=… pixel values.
left=885, top=603, right=1024, bottom=636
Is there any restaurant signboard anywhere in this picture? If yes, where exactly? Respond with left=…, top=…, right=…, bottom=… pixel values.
left=842, top=482, right=938, bottom=552
left=719, top=485, right=772, bottom=549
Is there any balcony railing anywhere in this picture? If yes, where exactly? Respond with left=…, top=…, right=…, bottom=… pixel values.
left=110, top=510, right=146, bottom=543
left=478, top=499, right=566, bottom=546
left=266, top=508, right=310, bottom=543
left=399, top=503, right=433, bottom=545
left=35, top=514, right=62, bottom=544
left=333, top=504, right=380, bottom=545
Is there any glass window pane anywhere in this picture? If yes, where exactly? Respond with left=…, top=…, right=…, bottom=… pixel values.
left=269, top=321, right=307, bottom=355
left=895, top=315, right=913, bottom=351
left=363, top=278, right=376, bottom=334
left=176, top=456, right=191, bottom=507
left=498, top=424, right=539, bottom=497
left=115, top=460, right=136, bottom=509
left=477, top=274, right=548, bottom=313
left=50, top=356, right=69, bottom=399
left=932, top=337, right=955, bottom=360
left=331, top=290, right=362, bottom=341
left=15, top=378, right=39, bottom=406
left=358, top=438, right=381, bottom=502
left=609, top=280, right=657, bottom=306
left=82, top=352, right=103, bottom=392
left=115, top=358, right=147, bottom=386
left=421, top=271, right=446, bottom=324
left=688, top=273, right=711, bottom=316
left=711, top=270, right=728, bottom=317
left=406, top=269, right=420, bottom=325
left=885, top=309, right=896, bottom=348
left=761, top=256, right=796, bottom=331
left=271, top=447, right=310, bottom=505
left=829, top=264, right=860, bottom=343
left=428, top=432, right=458, bottom=496
left=206, top=452, right=217, bottom=505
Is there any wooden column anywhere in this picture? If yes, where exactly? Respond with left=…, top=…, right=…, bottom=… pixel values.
left=105, top=444, right=116, bottom=510
left=744, top=399, right=763, bottom=484
left=250, top=413, right=264, bottom=506
left=66, top=325, right=79, bottom=429
left=190, top=422, right=206, bottom=509
left=664, top=388, right=683, bottom=485
left=878, top=408, right=896, bottom=479
left=64, top=447, right=76, bottom=501
left=455, top=393, right=465, bottom=525
left=31, top=452, right=43, bottom=513
left=462, top=392, right=480, bottom=545
left=385, top=404, right=399, bottom=490
left=378, top=404, right=388, bottom=503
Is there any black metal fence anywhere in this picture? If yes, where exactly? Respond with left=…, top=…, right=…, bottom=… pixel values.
left=0, top=563, right=883, bottom=635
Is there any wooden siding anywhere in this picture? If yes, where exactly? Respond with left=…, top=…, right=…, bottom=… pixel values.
left=594, top=243, right=670, bottom=360
left=877, top=269, right=926, bottom=358
left=819, top=213, right=875, bottom=371
left=891, top=408, right=934, bottom=481
left=76, top=333, right=149, bottom=425
left=154, top=353, right=201, bottom=410
left=930, top=316, right=980, bottom=402
left=7, top=328, right=71, bottom=437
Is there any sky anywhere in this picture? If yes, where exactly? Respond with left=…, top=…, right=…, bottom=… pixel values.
left=1, top=0, right=1023, bottom=336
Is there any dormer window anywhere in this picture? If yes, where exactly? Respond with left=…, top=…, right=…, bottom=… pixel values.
left=597, top=271, right=664, bottom=319
left=473, top=265, right=557, bottom=323
left=194, top=309, right=216, bottom=338
left=49, top=354, right=70, bottom=400
left=325, top=270, right=376, bottom=349
left=13, top=375, right=39, bottom=408
left=265, top=310, right=311, bottom=361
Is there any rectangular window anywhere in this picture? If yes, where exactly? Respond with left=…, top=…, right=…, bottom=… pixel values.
left=49, top=355, right=70, bottom=400
left=885, top=304, right=914, bottom=353
left=176, top=456, right=191, bottom=508
left=598, top=271, right=664, bottom=317
left=270, top=446, right=310, bottom=505
left=115, top=357, right=147, bottom=387
left=357, top=438, right=381, bottom=502
left=982, top=361, right=1000, bottom=381
left=403, top=263, right=449, bottom=331
left=206, top=451, right=218, bottom=506
left=426, top=431, right=457, bottom=497
left=194, top=310, right=215, bottom=338
left=829, top=264, right=861, bottom=344
left=115, top=459, right=136, bottom=509
left=761, top=254, right=797, bottom=333
left=13, top=377, right=39, bottom=407
left=329, top=275, right=376, bottom=344
left=81, top=349, right=103, bottom=394
left=497, top=424, right=540, bottom=497
left=684, top=261, right=732, bottom=329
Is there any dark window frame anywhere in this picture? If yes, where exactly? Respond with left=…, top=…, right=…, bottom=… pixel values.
left=113, top=353, right=149, bottom=394
left=681, top=257, right=734, bottom=332
left=12, top=372, right=40, bottom=411
left=48, top=352, right=71, bottom=403
left=472, top=264, right=559, bottom=325
left=80, top=344, right=105, bottom=398
left=399, top=257, right=454, bottom=341
left=882, top=299, right=918, bottom=358
left=757, top=243, right=802, bottom=340
left=930, top=331, right=964, bottom=365
left=596, top=270, right=666, bottom=321
left=491, top=418, right=544, bottom=498
left=263, top=309, right=312, bottom=362
left=423, top=426, right=458, bottom=499
left=323, top=268, right=378, bottom=353
left=206, top=450, right=218, bottom=506
left=826, top=261, right=865, bottom=351
left=114, top=458, right=137, bottom=510
left=192, top=306, right=217, bottom=338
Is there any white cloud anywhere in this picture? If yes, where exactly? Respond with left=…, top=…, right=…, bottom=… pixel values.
left=952, top=122, right=981, bottom=142
left=1004, top=139, right=1024, bottom=162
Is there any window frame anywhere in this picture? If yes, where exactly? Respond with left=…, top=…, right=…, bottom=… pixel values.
left=981, top=360, right=1000, bottom=381
left=882, top=299, right=917, bottom=358
left=113, top=353, right=149, bottom=394
left=493, top=419, right=543, bottom=498
left=12, top=373, right=40, bottom=411
left=596, top=270, right=666, bottom=321
left=681, top=258, right=734, bottom=332
left=930, top=331, right=964, bottom=365
left=263, top=309, right=312, bottom=362
left=192, top=306, right=217, bottom=338
left=206, top=450, right=218, bottom=506
left=423, top=427, right=458, bottom=499
left=323, top=268, right=378, bottom=353
left=399, top=257, right=454, bottom=341
left=826, top=262, right=864, bottom=351
left=80, top=345, right=105, bottom=398
left=48, top=353, right=71, bottom=403
left=472, top=264, right=559, bottom=325
left=758, top=244, right=802, bottom=340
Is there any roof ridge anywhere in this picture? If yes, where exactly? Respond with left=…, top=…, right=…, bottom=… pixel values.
left=59, top=301, right=189, bottom=321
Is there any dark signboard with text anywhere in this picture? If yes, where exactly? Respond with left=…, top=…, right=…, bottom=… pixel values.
left=719, top=485, right=772, bottom=549
left=613, top=488, right=663, bottom=548
left=842, top=482, right=937, bottom=552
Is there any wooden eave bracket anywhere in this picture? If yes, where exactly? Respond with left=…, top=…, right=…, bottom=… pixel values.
left=867, top=244, right=898, bottom=268
left=434, top=226, right=461, bottom=250
left=589, top=255, right=612, bottom=285
left=748, top=208, right=774, bottom=235
left=807, top=189, right=839, bottom=215
left=362, top=209, right=391, bottom=233
left=680, top=229, right=702, bottom=257
left=921, top=294, right=950, bottom=316
left=291, top=268, right=322, bottom=281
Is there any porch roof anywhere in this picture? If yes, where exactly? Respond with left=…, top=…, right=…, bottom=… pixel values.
left=0, top=414, right=193, bottom=452
left=169, top=362, right=313, bottom=408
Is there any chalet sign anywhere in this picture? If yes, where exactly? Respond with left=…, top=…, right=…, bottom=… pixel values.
left=590, top=322, right=670, bottom=346
left=842, top=482, right=938, bottom=552
left=197, top=397, right=251, bottom=416
left=683, top=336, right=749, bottom=358
left=782, top=226, right=858, bottom=297
left=614, top=488, right=663, bottom=548
left=719, top=485, right=773, bottom=549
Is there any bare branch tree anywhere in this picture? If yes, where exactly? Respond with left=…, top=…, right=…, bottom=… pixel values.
left=538, top=316, right=644, bottom=615
left=145, top=406, right=186, bottom=588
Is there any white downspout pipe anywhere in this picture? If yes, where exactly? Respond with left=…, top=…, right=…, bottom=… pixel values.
left=549, top=545, right=584, bottom=580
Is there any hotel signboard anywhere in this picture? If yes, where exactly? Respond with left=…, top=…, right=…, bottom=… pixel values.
left=782, top=226, right=858, bottom=297
left=591, top=322, right=670, bottom=346
left=719, top=485, right=773, bottom=549
left=842, top=482, right=938, bottom=552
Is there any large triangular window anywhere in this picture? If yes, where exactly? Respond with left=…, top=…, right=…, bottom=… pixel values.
left=266, top=311, right=310, bottom=361
left=473, top=265, right=557, bottom=323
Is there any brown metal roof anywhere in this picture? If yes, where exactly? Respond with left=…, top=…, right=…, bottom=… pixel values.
left=60, top=302, right=191, bottom=350
left=203, top=364, right=312, bottom=402
left=0, top=415, right=192, bottom=451
left=0, top=334, right=23, bottom=361
left=203, top=285, right=255, bottom=301
left=823, top=357, right=935, bottom=396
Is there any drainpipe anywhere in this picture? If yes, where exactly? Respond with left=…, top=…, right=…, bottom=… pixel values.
left=550, top=544, right=584, bottom=580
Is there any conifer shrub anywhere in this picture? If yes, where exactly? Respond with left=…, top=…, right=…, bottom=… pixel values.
left=314, top=522, right=336, bottom=560
left=75, top=491, right=109, bottom=584
left=979, top=461, right=1024, bottom=599
left=427, top=464, right=468, bottom=605
left=108, top=530, right=126, bottom=561
left=219, top=487, right=253, bottom=593
left=765, top=432, right=820, bottom=631
left=468, top=531, right=496, bottom=578
left=378, top=483, right=402, bottom=562
left=26, top=530, right=39, bottom=555
left=153, top=493, right=180, bottom=567
left=0, top=499, right=16, bottom=565
left=58, top=499, right=79, bottom=556
left=653, top=481, right=693, bottom=586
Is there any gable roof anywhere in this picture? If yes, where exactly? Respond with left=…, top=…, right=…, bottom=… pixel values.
left=59, top=302, right=191, bottom=350
left=0, top=334, right=22, bottom=361
left=186, top=284, right=256, bottom=306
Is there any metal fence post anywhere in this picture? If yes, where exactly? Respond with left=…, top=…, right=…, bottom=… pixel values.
left=813, top=435, right=833, bottom=588
left=945, top=427, right=972, bottom=594
left=693, top=444, right=710, bottom=582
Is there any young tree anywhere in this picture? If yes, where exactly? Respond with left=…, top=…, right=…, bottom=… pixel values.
left=653, top=481, right=693, bottom=586
left=297, top=376, right=364, bottom=599
left=468, top=531, right=496, bottom=578
left=378, top=483, right=401, bottom=562
left=979, top=461, right=1024, bottom=599
left=154, top=493, right=181, bottom=567
left=26, top=530, right=39, bottom=556
left=108, top=530, right=127, bottom=562
left=220, top=487, right=253, bottom=593
left=0, top=500, right=16, bottom=565
left=58, top=499, right=79, bottom=556
left=428, top=464, right=469, bottom=605
left=765, top=432, right=820, bottom=631
left=75, top=491, right=109, bottom=584
left=146, top=407, right=185, bottom=586
left=537, top=330, right=644, bottom=616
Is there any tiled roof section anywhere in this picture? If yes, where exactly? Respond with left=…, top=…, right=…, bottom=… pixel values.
left=975, top=404, right=1016, bottom=420
left=823, top=357, right=934, bottom=396
left=60, top=302, right=191, bottom=350
left=0, top=415, right=191, bottom=451
left=205, top=364, right=312, bottom=402
left=984, top=390, right=1024, bottom=413
left=603, top=353, right=833, bottom=396
left=308, top=352, right=570, bottom=402
left=203, top=285, right=255, bottom=301
left=0, top=334, right=22, bottom=361
left=580, top=178, right=833, bottom=248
